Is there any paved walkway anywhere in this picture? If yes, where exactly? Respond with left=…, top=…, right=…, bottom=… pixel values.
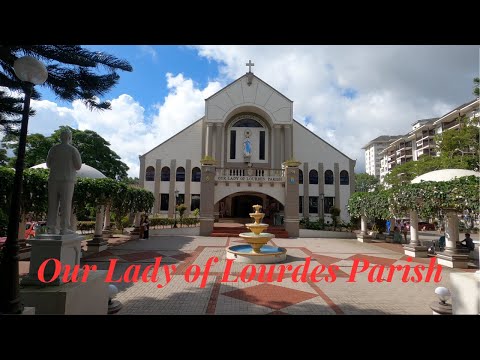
left=74, top=232, right=477, bottom=315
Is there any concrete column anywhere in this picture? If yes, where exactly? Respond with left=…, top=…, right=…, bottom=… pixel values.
left=283, top=125, right=292, bottom=160
left=199, top=165, right=216, bottom=235
left=409, top=209, right=419, bottom=245
left=102, top=204, right=112, bottom=240
left=215, top=123, right=223, bottom=167
left=153, top=159, right=161, bottom=213
left=103, top=205, right=111, bottom=230
left=318, top=163, right=324, bottom=220
left=206, top=123, right=214, bottom=157
left=444, top=211, right=459, bottom=251
left=139, top=155, right=145, bottom=188
left=168, top=159, right=176, bottom=218
left=334, top=163, right=340, bottom=209
left=94, top=206, right=104, bottom=237
left=349, top=159, right=356, bottom=195
left=357, top=214, right=372, bottom=243
left=360, top=215, right=367, bottom=234
left=403, top=209, right=428, bottom=258
left=87, top=205, right=108, bottom=253
left=303, top=162, right=309, bottom=219
left=284, top=165, right=300, bottom=237
left=185, top=159, right=191, bottom=216
left=274, top=125, right=282, bottom=168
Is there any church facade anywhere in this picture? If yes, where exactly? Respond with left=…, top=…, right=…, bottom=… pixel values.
left=139, top=68, right=356, bottom=236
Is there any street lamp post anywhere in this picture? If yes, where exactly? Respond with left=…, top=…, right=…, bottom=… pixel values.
left=173, top=189, right=179, bottom=228
left=0, top=56, right=48, bottom=314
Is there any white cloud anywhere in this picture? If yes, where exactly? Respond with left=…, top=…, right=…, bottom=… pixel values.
left=193, top=45, right=479, bottom=172
left=14, top=73, right=221, bottom=178
left=138, top=45, right=158, bottom=61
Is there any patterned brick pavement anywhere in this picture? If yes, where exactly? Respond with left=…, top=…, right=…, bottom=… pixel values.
left=74, top=233, right=478, bottom=315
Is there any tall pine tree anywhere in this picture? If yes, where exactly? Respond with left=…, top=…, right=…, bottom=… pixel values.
left=0, top=45, right=132, bottom=134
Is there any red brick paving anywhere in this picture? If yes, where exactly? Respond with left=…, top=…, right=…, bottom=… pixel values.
left=116, top=251, right=162, bottom=262
left=306, top=281, right=344, bottom=315
left=206, top=277, right=222, bottom=314
left=347, top=254, right=397, bottom=266
left=222, top=283, right=318, bottom=310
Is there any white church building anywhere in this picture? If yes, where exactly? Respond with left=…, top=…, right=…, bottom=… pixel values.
left=139, top=65, right=356, bottom=236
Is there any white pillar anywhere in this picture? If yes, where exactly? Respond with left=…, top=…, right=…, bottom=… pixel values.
left=444, top=210, right=459, bottom=251
left=103, top=205, right=111, bottom=230
left=94, top=205, right=105, bottom=237
left=360, top=215, right=367, bottom=234
left=409, top=209, right=419, bottom=246
left=134, top=212, right=142, bottom=227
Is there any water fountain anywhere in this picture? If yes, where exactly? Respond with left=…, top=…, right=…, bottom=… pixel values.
left=226, top=204, right=287, bottom=263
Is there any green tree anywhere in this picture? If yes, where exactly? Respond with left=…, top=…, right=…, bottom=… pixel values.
left=0, top=45, right=132, bottom=134
left=355, top=173, right=380, bottom=192
left=7, top=127, right=129, bottom=180
left=474, top=77, right=479, bottom=98
left=6, top=133, right=53, bottom=168
left=435, top=114, right=479, bottom=170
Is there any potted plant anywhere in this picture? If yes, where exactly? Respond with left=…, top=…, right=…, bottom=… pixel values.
left=282, top=158, right=302, bottom=168
left=200, top=155, right=217, bottom=166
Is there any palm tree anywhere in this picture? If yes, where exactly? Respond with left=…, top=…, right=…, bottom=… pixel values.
left=0, top=45, right=133, bottom=134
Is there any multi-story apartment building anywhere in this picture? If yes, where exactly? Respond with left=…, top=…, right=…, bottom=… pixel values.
left=362, top=136, right=402, bottom=179
left=371, top=99, right=479, bottom=183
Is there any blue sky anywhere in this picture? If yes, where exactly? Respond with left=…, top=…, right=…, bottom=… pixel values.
left=9, top=45, right=479, bottom=178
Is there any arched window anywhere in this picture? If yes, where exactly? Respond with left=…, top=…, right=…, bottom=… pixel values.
left=340, top=170, right=349, bottom=185
left=232, top=118, right=263, bottom=127
left=309, top=169, right=318, bottom=184
left=161, top=167, right=170, bottom=182
left=145, top=166, right=155, bottom=181
left=192, top=167, right=201, bottom=182
left=298, top=169, right=303, bottom=184
left=176, top=167, right=185, bottom=182
left=325, top=170, right=334, bottom=185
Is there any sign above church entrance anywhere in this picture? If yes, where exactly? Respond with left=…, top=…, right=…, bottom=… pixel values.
left=215, top=175, right=284, bottom=182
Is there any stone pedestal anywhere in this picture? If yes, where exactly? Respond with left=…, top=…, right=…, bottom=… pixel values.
left=102, top=229, right=112, bottom=241
left=450, top=272, right=480, bottom=315
left=21, top=234, right=84, bottom=286
left=356, top=232, right=372, bottom=243
left=21, top=270, right=109, bottom=315
left=403, top=244, right=429, bottom=258
left=436, top=249, right=469, bottom=269
left=429, top=301, right=452, bottom=315
left=87, top=235, right=109, bottom=253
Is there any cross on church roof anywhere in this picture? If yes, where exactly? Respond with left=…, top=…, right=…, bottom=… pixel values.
left=246, top=60, right=254, bottom=73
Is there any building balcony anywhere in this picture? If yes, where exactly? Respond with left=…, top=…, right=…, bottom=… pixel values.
left=443, top=120, right=460, bottom=131
left=215, top=168, right=285, bottom=182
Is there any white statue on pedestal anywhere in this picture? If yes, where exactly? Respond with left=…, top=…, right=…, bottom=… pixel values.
left=46, top=128, right=82, bottom=235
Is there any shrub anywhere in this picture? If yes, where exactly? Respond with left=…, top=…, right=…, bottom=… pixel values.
left=77, top=221, right=95, bottom=234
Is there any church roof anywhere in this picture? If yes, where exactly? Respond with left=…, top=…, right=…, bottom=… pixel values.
left=293, top=119, right=355, bottom=162
left=140, top=117, right=203, bottom=158
left=205, top=72, right=293, bottom=103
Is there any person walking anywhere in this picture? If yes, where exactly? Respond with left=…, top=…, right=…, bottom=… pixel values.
left=142, top=215, right=150, bottom=239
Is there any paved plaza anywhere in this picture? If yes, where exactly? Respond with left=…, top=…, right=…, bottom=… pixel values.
left=34, top=228, right=471, bottom=315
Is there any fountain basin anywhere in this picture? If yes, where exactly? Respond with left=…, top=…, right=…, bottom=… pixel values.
left=226, top=244, right=287, bottom=264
